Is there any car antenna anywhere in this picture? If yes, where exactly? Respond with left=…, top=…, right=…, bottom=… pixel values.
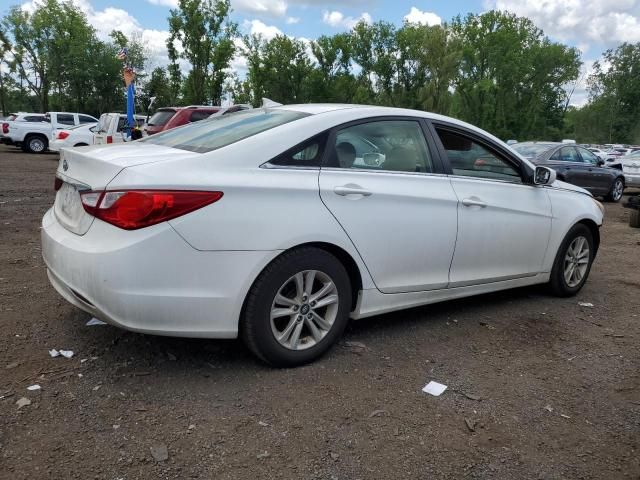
left=261, top=98, right=282, bottom=112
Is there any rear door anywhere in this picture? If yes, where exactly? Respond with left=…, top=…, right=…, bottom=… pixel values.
left=319, top=118, right=459, bottom=293
left=549, top=146, right=593, bottom=190
left=431, top=124, right=552, bottom=286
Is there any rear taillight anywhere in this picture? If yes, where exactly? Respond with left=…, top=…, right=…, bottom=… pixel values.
left=57, top=131, right=70, bottom=140
left=2, top=123, right=8, bottom=134
left=80, top=190, right=223, bottom=230
left=106, top=135, right=113, bottom=144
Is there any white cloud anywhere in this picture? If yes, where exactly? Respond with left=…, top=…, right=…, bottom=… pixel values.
left=489, top=0, right=640, bottom=46
left=234, top=0, right=287, bottom=16
left=146, top=0, right=178, bottom=6
left=404, top=7, right=442, bottom=26
left=322, top=10, right=372, bottom=29
left=286, top=16, right=301, bottom=24
left=243, top=19, right=283, bottom=40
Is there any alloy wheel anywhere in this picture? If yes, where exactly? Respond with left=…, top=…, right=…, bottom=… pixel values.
left=563, top=236, right=590, bottom=287
left=270, top=270, right=339, bottom=351
left=612, top=179, right=624, bottom=201
left=30, top=138, right=45, bottom=153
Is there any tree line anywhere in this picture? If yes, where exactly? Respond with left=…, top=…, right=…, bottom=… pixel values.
left=1, top=0, right=639, bottom=143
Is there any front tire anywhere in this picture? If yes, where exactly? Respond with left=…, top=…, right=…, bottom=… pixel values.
left=548, top=224, right=595, bottom=297
left=241, top=247, right=352, bottom=367
left=605, top=177, right=624, bottom=202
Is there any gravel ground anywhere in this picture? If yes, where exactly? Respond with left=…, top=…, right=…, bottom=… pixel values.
left=0, top=145, right=639, bottom=479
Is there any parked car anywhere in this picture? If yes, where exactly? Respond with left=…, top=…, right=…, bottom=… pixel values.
left=49, top=123, right=97, bottom=152
left=208, top=104, right=253, bottom=118
left=93, top=113, right=147, bottom=145
left=1, top=111, right=98, bottom=153
left=42, top=104, right=604, bottom=366
left=587, top=147, right=617, bottom=162
left=619, top=151, right=640, bottom=188
left=145, top=106, right=222, bottom=135
left=1, top=112, right=47, bottom=147
left=511, top=142, right=625, bottom=202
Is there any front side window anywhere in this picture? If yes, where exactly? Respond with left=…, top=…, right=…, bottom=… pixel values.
left=578, top=147, right=599, bottom=165
left=142, top=109, right=309, bottom=153
left=326, top=120, right=433, bottom=173
left=147, top=109, right=176, bottom=127
left=435, top=128, right=522, bottom=182
left=57, top=114, right=75, bottom=126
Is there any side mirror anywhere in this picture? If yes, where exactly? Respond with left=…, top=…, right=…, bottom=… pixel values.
left=534, top=166, right=557, bottom=185
left=597, top=158, right=605, bottom=166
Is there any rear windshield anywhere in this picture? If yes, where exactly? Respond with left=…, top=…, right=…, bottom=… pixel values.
left=147, top=110, right=176, bottom=126
left=510, top=143, right=555, bottom=157
left=142, top=109, right=309, bottom=153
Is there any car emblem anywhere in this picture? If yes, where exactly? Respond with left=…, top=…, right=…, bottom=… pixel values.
left=63, top=159, right=68, bottom=171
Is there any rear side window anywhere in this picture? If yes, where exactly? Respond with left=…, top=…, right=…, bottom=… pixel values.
left=148, top=110, right=176, bottom=126
left=24, top=115, right=45, bottom=122
left=57, top=114, right=75, bottom=126
left=269, top=133, right=328, bottom=167
left=142, top=109, right=309, bottom=153
left=79, top=115, right=96, bottom=124
left=190, top=111, right=213, bottom=122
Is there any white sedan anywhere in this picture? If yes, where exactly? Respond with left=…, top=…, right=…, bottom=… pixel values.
left=49, top=123, right=97, bottom=151
left=41, top=105, right=604, bottom=366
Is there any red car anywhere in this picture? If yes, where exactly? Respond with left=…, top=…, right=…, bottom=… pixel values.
left=145, top=106, right=220, bottom=135
left=145, top=105, right=251, bottom=135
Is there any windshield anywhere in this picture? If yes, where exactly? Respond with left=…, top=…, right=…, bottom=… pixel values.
left=142, top=109, right=309, bottom=153
left=147, top=110, right=176, bottom=126
left=510, top=143, right=555, bottom=157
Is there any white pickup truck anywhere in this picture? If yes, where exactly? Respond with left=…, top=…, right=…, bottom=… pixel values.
left=1, top=111, right=98, bottom=153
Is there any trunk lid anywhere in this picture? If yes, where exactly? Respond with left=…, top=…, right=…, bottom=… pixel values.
left=54, top=143, right=198, bottom=234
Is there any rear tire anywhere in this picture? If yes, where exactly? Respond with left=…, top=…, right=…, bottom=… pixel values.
left=605, top=177, right=624, bottom=202
left=630, top=209, right=640, bottom=228
left=548, top=224, right=595, bottom=297
left=24, top=134, right=48, bottom=154
left=241, top=247, right=352, bottom=367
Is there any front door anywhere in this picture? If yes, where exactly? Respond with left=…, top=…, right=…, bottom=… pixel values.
left=432, top=126, right=553, bottom=287
left=319, top=119, right=459, bottom=294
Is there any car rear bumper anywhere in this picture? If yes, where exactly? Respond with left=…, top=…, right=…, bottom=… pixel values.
left=41, top=208, right=279, bottom=338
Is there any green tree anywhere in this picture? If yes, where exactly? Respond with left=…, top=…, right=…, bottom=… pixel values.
left=167, top=0, right=237, bottom=105
left=450, top=11, right=581, bottom=140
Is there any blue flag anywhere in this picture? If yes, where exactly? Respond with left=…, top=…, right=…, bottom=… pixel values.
left=126, top=83, right=135, bottom=138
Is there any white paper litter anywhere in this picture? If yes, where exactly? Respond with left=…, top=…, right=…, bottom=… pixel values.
left=422, top=381, right=448, bottom=396
left=49, top=349, right=74, bottom=358
left=578, top=302, right=594, bottom=307
left=86, top=318, right=107, bottom=326
left=27, top=384, right=41, bottom=391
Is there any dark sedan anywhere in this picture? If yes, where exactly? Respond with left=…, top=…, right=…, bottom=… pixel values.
left=511, top=142, right=625, bottom=202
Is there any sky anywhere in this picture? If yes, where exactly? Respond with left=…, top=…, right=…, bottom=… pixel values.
left=7, top=0, right=640, bottom=105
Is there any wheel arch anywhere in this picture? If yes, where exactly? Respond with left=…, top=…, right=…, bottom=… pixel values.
left=576, top=218, right=600, bottom=255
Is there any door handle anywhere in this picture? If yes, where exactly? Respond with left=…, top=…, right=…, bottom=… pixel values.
left=334, top=185, right=372, bottom=197
left=462, top=198, right=487, bottom=208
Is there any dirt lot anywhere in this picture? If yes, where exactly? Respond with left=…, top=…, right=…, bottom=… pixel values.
left=0, top=144, right=639, bottom=479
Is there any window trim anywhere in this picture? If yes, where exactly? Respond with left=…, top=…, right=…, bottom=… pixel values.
left=262, top=131, right=330, bottom=170
left=320, top=116, right=447, bottom=175
left=428, top=120, right=533, bottom=184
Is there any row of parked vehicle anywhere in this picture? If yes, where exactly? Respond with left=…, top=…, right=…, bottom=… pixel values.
left=0, top=104, right=251, bottom=153
left=509, top=140, right=640, bottom=202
